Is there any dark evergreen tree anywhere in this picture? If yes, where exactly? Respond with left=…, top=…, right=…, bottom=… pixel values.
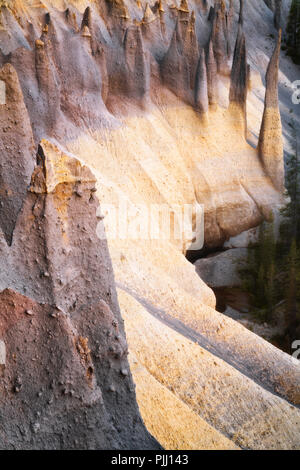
left=279, top=120, right=300, bottom=251
left=284, top=239, right=299, bottom=348
left=239, top=219, right=278, bottom=322
left=238, top=123, right=300, bottom=352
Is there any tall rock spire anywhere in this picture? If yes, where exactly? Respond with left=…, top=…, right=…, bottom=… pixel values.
left=195, top=48, right=209, bottom=116
left=109, top=0, right=131, bottom=41
left=0, top=64, right=35, bottom=246
left=258, top=30, right=284, bottom=191
left=81, top=5, right=91, bottom=30
left=124, top=25, right=150, bottom=98
left=227, top=0, right=234, bottom=32
left=80, top=6, right=94, bottom=52
left=206, top=39, right=218, bottom=107
left=157, top=0, right=166, bottom=35
left=210, top=4, right=230, bottom=75
left=143, top=2, right=156, bottom=23
left=229, top=25, right=248, bottom=137
left=184, top=11, right=199, bottom=89
left=141, top=2, right=161, bottom=42
left=178, top=0, right=190, bottom=37
left=34, top=35, right=60, bottom=134
left=161, top=22, right=189, bottom=98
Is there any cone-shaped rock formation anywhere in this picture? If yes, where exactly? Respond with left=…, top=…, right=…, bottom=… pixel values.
left=229, top=25, right=248, bottom=137
left=124, top=25, right=150, bottom=98
left=0, top=63, right=35, bottom=246
left=206, top=39, right=218, bottom=106
left=195, top=49, right=209, bottom=115
left=258, top=30, right=284, bottom=191
left=161, top=22, right=189, bottom=98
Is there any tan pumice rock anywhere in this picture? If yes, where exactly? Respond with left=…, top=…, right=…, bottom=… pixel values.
left=142, top=2, right=157, bottom=24
left=178, top=0, right=190, bottom=38
left=34, top=32, right=60, bottom=134
left=109, top=0, right=130, bottom=19
left=158, top=0, right=165, bottom=14
left=81, top=24, right=91, bottom=38
left=227, top=0, right=234, bottom=32
left=121, top=289, right=300, bottom=449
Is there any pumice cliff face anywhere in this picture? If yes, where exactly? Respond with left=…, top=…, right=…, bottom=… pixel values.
left=0, top=0, right=299, bottom=451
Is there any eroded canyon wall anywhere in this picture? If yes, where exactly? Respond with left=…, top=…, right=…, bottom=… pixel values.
left=0, top=0, right=300, bottom=450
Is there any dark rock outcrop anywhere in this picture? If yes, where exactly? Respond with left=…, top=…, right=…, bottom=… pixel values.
left=239, top=0, right=244, bottom=26
left=178, top=0, right=190, bottom=39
